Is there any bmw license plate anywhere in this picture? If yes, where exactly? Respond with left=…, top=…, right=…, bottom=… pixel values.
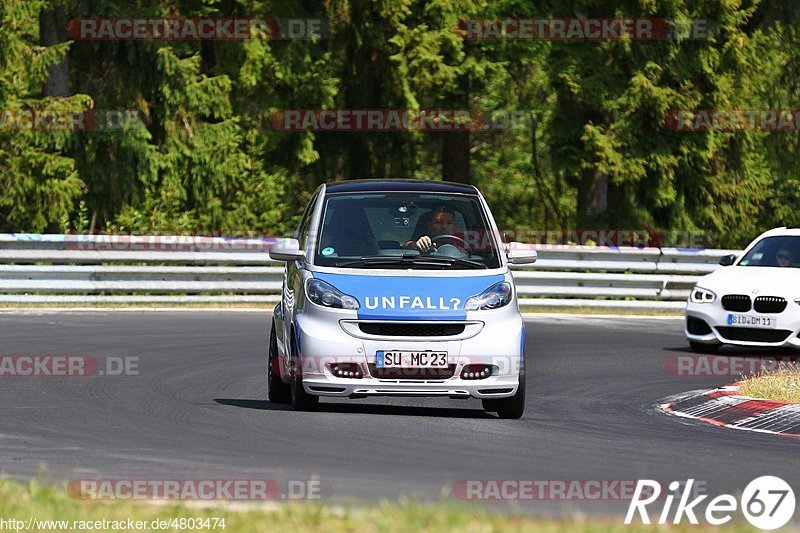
left=727, top=314, right=777, bottom=328
left=375, top=351, right=448, bottom=368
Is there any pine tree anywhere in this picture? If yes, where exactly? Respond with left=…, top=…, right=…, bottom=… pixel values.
left=0, top=0, right=86, bottom=232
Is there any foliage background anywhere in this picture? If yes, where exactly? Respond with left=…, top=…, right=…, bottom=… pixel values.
left=1, top=0, right=798, bottom=248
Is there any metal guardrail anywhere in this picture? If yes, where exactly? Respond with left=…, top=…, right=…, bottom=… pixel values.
left=0, top=234, right=739, bottom=310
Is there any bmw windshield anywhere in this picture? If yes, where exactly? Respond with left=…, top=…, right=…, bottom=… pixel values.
left=313, top=192, right=502, bottom=269
left=738, top=236, right=800, bottom=268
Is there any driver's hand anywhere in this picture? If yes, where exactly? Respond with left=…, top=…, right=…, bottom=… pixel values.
left=415, top=236, right=433, bottom=252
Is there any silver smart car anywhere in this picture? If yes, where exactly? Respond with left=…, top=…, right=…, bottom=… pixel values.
left=268, top=179, right=536, bottom=418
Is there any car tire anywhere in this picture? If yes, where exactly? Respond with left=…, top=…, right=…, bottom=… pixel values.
left=290, top=339, right=319, bottom=412
left=689, top=341, right=720, bottom=354
left=495, top=354, right=526, bottom=419
left=481, top=399, right=500, bottom=412
left=268, top=320, right=291, bottom=404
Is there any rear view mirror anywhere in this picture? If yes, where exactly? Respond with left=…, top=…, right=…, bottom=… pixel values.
left=269, top=238, right=305, bottom=262
left=506, top=243, right=538, bottom=265
left=718, top=254, right=736, bottom=266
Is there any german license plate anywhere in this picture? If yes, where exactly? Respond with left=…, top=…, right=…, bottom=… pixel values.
left=727, top=314, right=777, bottom=328
left=375, top=351, right=448, bottom=368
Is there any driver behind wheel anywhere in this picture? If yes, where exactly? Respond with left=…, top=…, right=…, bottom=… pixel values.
left=403, top=205, right=457, bottom=253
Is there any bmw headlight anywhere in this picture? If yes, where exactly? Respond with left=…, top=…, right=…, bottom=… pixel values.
left=690, top=287, right=716, bottom=304
left=465, top=282, right=513, bottom=311
left=306, top=279, right=359, bottom=309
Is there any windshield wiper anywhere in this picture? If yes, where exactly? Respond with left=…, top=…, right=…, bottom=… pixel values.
left=335, top=254, right=486, bottom=269
left=335, top=255, right=439, bottom=268
left=414, top=256, right=488, bottom=269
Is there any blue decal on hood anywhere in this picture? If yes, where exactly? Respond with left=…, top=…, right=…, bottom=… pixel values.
left=313, top=272, right=505, bottom=320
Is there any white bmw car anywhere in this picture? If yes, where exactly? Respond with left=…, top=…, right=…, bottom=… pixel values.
left=685, top=227, right=800, bottom=352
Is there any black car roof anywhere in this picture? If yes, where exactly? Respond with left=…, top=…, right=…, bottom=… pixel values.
left=324, top=179, right=478, bottom=195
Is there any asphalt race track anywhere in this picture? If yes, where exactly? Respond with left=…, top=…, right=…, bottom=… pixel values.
left=0, top=311, right=798, bottom=516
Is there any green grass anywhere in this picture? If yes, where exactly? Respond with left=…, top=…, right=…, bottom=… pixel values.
left=0, top=479, right=768, bottom=532
left=738, top=362, right=800, bottom=403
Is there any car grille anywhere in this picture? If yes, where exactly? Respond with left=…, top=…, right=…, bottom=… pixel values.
left=721, top=294, right=751, bottom=312
left=715, top=327, right=791, bottom=343
left=367, top=364, right=457, bottom=380
left=753, top=296, right=787, bottom=314
left=358, top=322, right=465, bottom=337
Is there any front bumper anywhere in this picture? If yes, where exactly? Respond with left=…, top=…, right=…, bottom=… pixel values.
left=293, top=308, right=524, bottom=399
left=685, top=302, right=800, bottom=348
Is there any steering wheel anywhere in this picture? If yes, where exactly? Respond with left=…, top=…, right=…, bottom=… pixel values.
left=431, top=234, right=471, bottom=253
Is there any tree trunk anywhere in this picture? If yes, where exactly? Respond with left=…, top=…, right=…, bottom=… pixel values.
left=40, top=5, right=70, bottom=97
left=442, top=129, right=470, bottom=183
left=531, top=116, right=564, bottom=228
left=347, top=136, right=371, bottom=178
left=577, top=167, right=608, bottom=226
left=441, top=74, right=470, bottom=183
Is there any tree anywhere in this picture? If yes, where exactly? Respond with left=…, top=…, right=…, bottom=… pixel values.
left=0, top=0, right=86, bottom=232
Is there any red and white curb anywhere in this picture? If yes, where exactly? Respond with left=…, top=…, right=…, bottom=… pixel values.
left=659, top=382, right=800, bottom=438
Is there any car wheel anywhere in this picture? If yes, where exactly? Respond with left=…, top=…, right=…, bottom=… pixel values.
left=689, top=341, right=720, bottom=354
left=495, top=354, right=526, bottom=419
left=290, top=340, right=319, bottom=412
left=481, top=399, right=500, bottom=412
left=267, top=320, right=291, bottom=403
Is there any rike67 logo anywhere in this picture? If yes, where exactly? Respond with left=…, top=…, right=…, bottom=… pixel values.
left=625, top=477, right=796, bottom=530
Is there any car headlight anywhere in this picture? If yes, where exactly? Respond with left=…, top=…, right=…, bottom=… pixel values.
left=306, top=279, right=359, bottom=309
left=465, top=282, right=513, bottom=311
left=690, top=287, right=716, bottom=304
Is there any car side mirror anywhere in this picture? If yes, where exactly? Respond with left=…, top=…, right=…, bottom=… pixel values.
left=269, top=238, right=305, bottom=262
left=506, top=243, right=538, bottom=265
left=718, top=254, right=736, bottom=267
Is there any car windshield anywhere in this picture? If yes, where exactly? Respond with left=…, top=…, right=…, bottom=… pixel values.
left=313, top=191, right=501, bottom=269
left=738, top=235, right=800, bottom=268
